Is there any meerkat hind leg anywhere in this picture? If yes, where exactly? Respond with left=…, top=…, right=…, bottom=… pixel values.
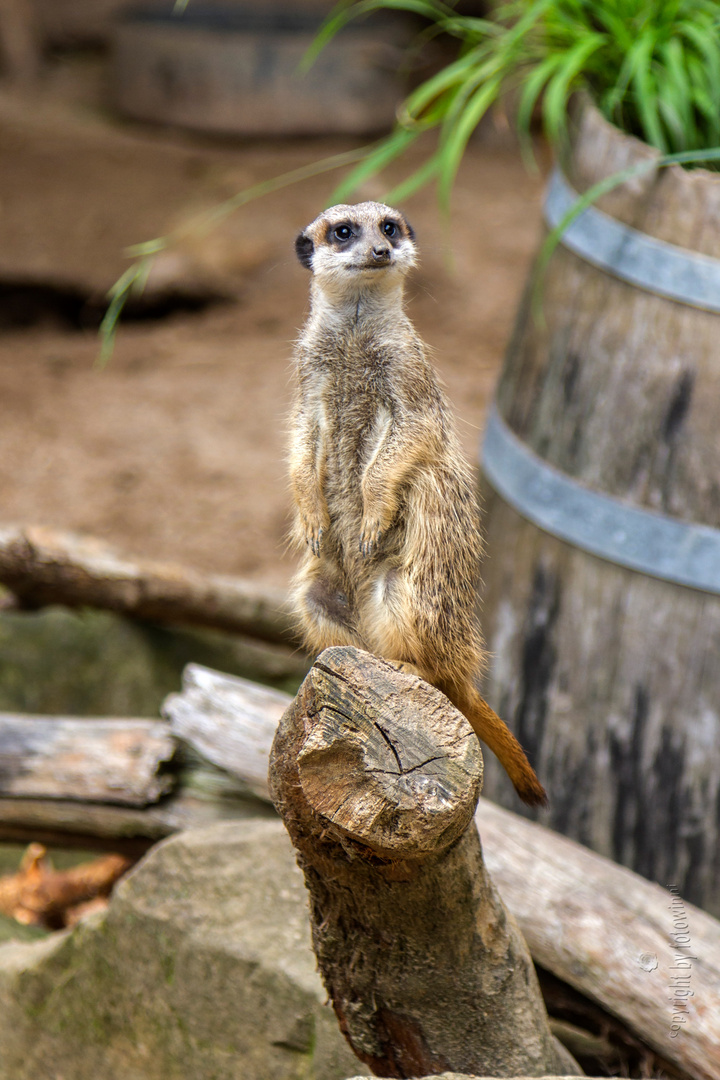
left=293, top=561, right=364, bottom=654
left=362, top=566, right=547, bottom=806
left=359, top=566, right=437, bottom=679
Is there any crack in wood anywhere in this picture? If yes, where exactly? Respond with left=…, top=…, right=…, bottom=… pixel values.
left=314, top=660, right=353, bottom=686
left=402, top=755, right=445, bottom=775
left=373, top=722, right=403, bottom=773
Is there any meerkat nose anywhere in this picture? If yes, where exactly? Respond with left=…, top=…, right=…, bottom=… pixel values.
left=372, top=245, right=391, bottom=261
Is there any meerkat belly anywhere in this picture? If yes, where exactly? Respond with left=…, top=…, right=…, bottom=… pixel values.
left=323, top=400, right=402, bottom=567
left=391, top=465, right=482, bottom=627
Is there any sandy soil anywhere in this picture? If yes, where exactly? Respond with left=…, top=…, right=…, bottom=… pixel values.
left=0, top=82, right=546, bottom=590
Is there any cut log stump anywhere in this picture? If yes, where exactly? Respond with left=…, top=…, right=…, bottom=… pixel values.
left=269, top=646, right=577, bottom=1078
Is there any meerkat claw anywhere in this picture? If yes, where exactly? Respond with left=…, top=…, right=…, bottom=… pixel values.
left=305, top=526, right=323, bottom=556
left=359, top=522, right=382, bottom=557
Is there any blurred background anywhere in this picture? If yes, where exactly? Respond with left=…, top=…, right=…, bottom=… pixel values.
left=1, top=10, right=718, bottom=1078
left=0, top=0, right=543, bottom=591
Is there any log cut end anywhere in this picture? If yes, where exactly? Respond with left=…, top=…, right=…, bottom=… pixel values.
left=269, top=647, right=483, bottom=863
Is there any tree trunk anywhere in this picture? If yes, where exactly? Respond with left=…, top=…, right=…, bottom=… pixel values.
left=269, top=646, right=576, bottom=1078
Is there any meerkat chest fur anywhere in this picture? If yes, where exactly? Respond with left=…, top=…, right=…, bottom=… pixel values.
left=298, top=316, right=443, bottom=508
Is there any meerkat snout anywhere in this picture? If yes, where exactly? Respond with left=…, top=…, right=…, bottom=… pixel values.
left=295, top=201, right=417, bottom=283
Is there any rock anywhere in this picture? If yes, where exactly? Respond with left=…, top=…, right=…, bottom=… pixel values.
left=0, top=818, right=369, bottom=1080
left=0, top=606, right=308, bottom=717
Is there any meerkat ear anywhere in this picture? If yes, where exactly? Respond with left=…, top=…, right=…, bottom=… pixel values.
left=295, top=232, right=314, bottom=270
left=404, top=218, right=416, bottom=243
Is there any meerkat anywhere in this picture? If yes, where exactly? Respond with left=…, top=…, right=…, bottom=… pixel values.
left=289, top=201, right=546, bottom=807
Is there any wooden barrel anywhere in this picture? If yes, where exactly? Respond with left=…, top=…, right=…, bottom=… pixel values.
left=479, top=100, right=720, bottom=916
left=111, top=5, right=406, bottom=137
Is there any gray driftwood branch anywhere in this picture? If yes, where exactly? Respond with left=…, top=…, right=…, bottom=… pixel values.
left=269, top=646, right=576, bottom=1077
left=0, top=524, right=296, bottom=645
left=0, top=713, right=174, bottom=805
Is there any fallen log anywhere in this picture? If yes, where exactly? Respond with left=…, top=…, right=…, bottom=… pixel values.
left=269, top=646, right=577, bottom=1077
left=0, top=773, right=276, bottom=855
left=162, top=662, right=288, bottom=801
left=0, top=673, right=278, bottom=850
left=0, top=524, right=296, bottom=646
left=477, top=798, right=720, bottom=1080
left=0, top=713, right=174, bottom=805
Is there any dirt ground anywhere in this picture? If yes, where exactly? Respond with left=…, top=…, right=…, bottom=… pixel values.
left=0, top=68, right=547, bottom=591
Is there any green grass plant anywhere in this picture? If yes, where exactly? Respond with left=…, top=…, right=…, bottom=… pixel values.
left=99, top=0, right=720, bottom=360
left=318, top=0, right=720, bottom=208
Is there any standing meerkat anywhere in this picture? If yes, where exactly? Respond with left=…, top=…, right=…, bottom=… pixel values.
left=290, top=201, right=546, bottom=807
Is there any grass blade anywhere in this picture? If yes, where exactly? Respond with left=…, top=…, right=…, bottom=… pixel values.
left=329, top=127, right=420, bottom=203
left=517, top=53, right=567, bottom=148
left=542, top=33, right=606, bottom=146
left=382, top=151, right=442, bottom=203
left=302, top=0, right=454, bottom=70
left=437, top=76, right=503, bottom=210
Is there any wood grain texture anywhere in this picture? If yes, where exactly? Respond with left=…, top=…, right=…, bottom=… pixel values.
left=0, top=665, right=283, bottom=847
left=0, top=785, right=275, bottom=852
left=0, top=713, right=174, bottom=805
left=477, top=797, right=720, bottom=1080
left=269, top=646, right=576, bottom=1079
left=0, top=524, right=296, bottom=645
left=163, top=662, right=292, bottom=802
left=481, top=97, right=720, bottom=915
left=497, top=100, right=720, bottom=526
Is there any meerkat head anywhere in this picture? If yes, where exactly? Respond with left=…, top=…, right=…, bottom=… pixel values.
left=295, top=202, right=417, bottom=296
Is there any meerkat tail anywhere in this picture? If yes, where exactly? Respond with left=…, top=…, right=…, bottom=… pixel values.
left=444, top=683, right=548, bottom=808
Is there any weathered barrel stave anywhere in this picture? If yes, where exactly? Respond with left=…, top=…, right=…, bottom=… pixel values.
left=496, top=245, right=720, bottom=528
left=479, top=483, right=720, bottom=914
left=479, top=98, right=720, bottom=913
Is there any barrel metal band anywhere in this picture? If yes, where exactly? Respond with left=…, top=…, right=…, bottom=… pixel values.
left=481, top=405, right=720, bottom=594
left=544, top=167, right=720, bottom=313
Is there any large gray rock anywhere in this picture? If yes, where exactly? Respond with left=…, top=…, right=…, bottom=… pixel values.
left=0, top=819, right=368, bottom=1080
left=0, top=606, right=307, bottom=717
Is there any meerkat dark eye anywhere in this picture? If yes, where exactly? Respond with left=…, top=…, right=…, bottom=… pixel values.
left=334, top=225, right=352, bottom=241
left=382, top=221, right=397, bottom=238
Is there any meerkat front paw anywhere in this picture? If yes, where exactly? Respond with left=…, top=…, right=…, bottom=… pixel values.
left=302, top=518, right=327, bottom=556
left=359, top=519, right=383, bottom=557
